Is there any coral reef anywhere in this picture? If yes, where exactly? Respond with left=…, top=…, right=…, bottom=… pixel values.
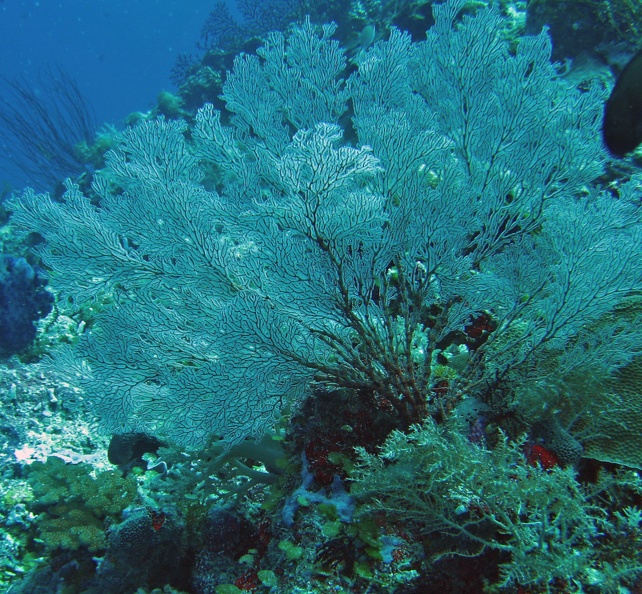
left=2, top=1, right=642, bottom=593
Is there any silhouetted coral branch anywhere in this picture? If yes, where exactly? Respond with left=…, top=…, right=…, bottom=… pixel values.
left=0, top=65, right=96, bottom=191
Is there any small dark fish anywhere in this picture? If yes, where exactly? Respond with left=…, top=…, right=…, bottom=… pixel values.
left=603, top=48, right=642, bottom=157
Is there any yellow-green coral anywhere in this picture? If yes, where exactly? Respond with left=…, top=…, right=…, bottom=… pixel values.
left=36, top=507, right=106, bottom=552
left=27, top=456, right=138, bottom=552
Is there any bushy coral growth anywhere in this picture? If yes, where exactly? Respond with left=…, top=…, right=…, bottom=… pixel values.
left=27, top=456, right=138, bottom=551
left=350, top=420, right=642, bottom=590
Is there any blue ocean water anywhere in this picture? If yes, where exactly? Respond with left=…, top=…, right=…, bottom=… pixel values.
left=0, top=0, right=214, bottom=189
